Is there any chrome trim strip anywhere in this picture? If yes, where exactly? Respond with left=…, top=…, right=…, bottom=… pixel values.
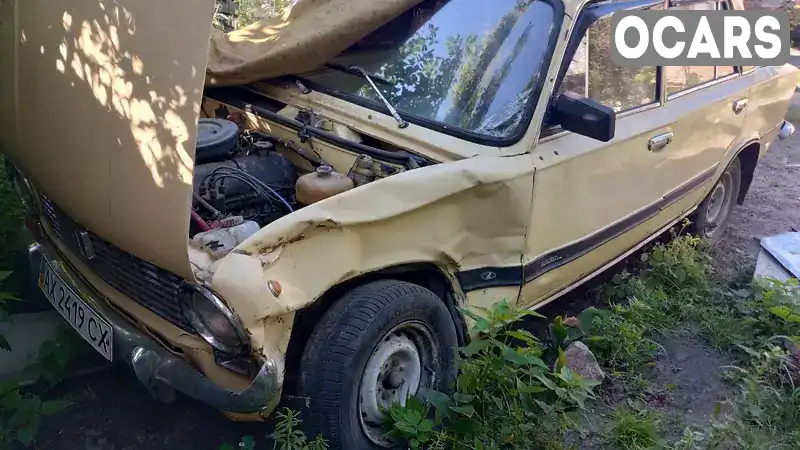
left=618, top=101, right=662, bottom=118
left=179, top=283, right=250, bottom=355
left=666, top=72, right=740, bottom=101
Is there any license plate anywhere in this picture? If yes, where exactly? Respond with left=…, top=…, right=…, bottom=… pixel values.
left=38, top=259, right=114, bottom=361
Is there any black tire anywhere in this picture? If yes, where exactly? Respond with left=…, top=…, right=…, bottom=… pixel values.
left=690, top=157, right=742, bottom=244
left=298, top=280, right=458, bottom=449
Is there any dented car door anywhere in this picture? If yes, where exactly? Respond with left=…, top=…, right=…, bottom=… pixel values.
left=520, top=1, right=679, bottom=305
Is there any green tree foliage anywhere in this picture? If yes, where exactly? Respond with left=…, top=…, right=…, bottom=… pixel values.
left=354, top=0, right=545, bottom=136
left=0, top=271, right=72, bottom=448
left=0, top=158, right=24, bottom=269
left=443, top=0, right=534, bottom=130
left=214, top=0, right=292, bottom=31
left=359, top=24, right=468, bottom=119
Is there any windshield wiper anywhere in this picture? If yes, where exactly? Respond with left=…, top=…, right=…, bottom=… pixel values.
left=324, top=63, right=395, bottom=87
left=348, top=66, right=408, bottom=129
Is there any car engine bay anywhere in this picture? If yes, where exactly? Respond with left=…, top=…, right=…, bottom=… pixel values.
left=192, top=118, right=298, bottom=228
left=189, top=107, right=425, bottom=261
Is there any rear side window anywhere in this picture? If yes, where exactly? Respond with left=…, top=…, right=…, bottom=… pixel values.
left=664, top=66, right=715, bottom=94
left=717, top=66, right=735, bottom=77
left=664, top=1, right=737, bottom=95
left=558, top=5, right=661, bottom=113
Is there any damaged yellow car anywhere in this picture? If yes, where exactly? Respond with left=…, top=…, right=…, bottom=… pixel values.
left=0, top=0, right=796, bottom=447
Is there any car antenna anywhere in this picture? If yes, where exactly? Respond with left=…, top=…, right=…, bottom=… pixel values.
left=349, top=66, right=408, bottom=129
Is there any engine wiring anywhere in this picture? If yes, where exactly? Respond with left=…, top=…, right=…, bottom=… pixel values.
left=201, top=166, right=294, bottom=221
left=193, top=191, right=223, bottom=219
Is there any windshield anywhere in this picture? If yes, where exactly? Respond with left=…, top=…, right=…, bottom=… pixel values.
left=300, top=0, right=556, bottom=141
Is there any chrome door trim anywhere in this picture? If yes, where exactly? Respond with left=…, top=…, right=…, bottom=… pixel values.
left=733, top=97, right=748, bottom=114
left=648, top=131, right=674, bottom=151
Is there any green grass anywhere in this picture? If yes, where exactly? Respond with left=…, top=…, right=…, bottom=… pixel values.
left=581, top=228, right=713, bottom=373
left=0, top=157, right=25, bottom=269
left=580, top=227, right=800, bottom=449
left=607, top=408, right=665, bottom=450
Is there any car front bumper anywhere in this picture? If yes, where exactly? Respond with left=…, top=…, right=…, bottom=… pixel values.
left=29, top=240, right=280, bottom=414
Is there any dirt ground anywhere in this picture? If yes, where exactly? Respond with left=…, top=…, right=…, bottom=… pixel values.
left=564, top=330, right=736, bottom=449
left=33, top=368, right=265, bottom=449
left=709, top=129, right=800, bottom=281
left=649, top=336, right=735, bottom=437
left=564, top=124, right=800, bottom=448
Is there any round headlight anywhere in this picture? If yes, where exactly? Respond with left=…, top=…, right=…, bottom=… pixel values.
left=4, top=161, right=39, bottom=216
left=179, top=284, right=248, bottom=354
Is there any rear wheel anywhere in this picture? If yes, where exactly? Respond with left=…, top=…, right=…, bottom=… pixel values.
left=298, top=279, right=458, bottom=449
left=690, top=157, right=742, bottom=243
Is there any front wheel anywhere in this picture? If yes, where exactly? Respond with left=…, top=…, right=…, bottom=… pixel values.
left=298, top=280, right=458, bottom=449
left=690, top=157, right=742, bottom=243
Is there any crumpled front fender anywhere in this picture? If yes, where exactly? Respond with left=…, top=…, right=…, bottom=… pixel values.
left=210, top=153, right=535, bottom=361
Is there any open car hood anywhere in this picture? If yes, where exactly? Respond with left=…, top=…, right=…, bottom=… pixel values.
left=0, top=0, right=215, bottom=279
left=206, top=0, right=424, bottom=86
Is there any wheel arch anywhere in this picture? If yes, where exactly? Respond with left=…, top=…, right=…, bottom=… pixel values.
left=734, top=140, right=761, bottom=205
left=281, top=262, right=468, bottom=401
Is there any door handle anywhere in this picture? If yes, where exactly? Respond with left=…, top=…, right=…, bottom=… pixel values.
left=648, top=131, right=674, bottom=152
left=733, top=97, right=748, bottom=114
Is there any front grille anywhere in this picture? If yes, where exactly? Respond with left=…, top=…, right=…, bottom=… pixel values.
left=40, top=196, right=194, bottom=332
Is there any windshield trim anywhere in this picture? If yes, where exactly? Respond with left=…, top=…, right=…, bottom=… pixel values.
left=298, top=0, right=564, bottom=148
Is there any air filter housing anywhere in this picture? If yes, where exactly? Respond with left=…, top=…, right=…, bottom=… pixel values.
left=196, top=118, right=239, bottom=164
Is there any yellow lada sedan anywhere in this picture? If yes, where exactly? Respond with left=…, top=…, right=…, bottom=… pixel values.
left=0, top=0, right=795, bottom=448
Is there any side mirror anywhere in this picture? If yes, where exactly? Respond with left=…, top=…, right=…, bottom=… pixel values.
left=552, top=91, right=616, bottom=142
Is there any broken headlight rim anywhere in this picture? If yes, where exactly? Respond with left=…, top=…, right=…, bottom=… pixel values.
left=178, top=283, right=249, bottom=355
left=4, top=160, right=39, bottom=217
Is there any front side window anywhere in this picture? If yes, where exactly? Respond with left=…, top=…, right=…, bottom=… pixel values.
left=301, top=0, right=557, bottom=141
left=558, top=11, right=660, bottom=113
